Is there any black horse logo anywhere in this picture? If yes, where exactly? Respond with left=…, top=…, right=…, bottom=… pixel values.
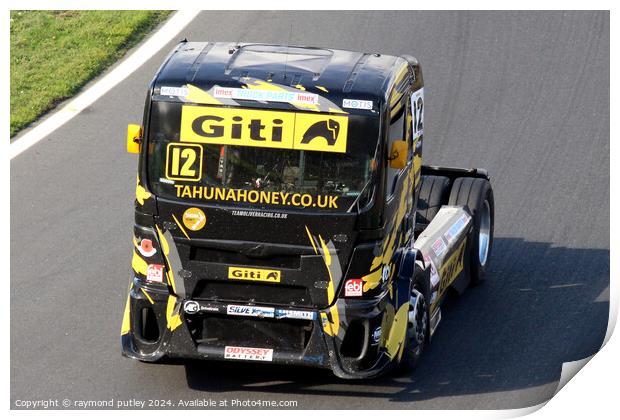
left=300, top=119, right=340, bottom=146
left=266, top=271, right=279, bottom=281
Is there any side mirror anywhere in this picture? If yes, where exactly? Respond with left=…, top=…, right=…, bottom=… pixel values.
left=389, top=140, right=408, bottom=169
left=126, top=124, right=142, bottom=154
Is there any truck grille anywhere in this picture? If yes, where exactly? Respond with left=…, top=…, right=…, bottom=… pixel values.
left=189, top=315, right=314, bottom=353
left=192, top=280, right=314, bottom=307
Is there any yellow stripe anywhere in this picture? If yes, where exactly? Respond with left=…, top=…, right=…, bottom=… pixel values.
left=385, top=302, right=409, bottom=360
left=328, top=306, right=340, bottom=336
left=166, top=295, right=182, bottom=331
left=362, top=268, right=382, bottom=292
left=155, top=224, right=169, bottom=255
left=141, top=289, right=155, bottom=305
left=135, top=175, right=152, bottom=205
left=131, top=251, right=148, bottom=275
left=318, top=235, right=339, bottom=336
left=315, top=85, right=328, bottom=93
left=305, top=225, right=318, bottom=254
left=120, top=294, right=131, bottom=335
left=185, top=83, right=222, bottom=105
left=172, top=214, right=190, bottom=240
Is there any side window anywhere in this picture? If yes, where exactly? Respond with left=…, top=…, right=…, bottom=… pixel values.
left=386, top=103, right=406, bottom=196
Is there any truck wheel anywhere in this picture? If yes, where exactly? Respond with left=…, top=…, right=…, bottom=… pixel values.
left=400, top=264, right=429, bottom=371
left=448, top=177, right=495, bottom=284
left=416, top=175, right=451, bottom=228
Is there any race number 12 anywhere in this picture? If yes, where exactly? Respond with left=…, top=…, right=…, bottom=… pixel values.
left=165, top=142, right=203, bottom=181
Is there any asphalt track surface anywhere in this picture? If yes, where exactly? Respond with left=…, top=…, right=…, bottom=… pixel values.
left=11, top=11, right=610, bottom=409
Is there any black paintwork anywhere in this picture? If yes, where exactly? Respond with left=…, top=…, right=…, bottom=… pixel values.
left=122, top=42, right=484, bottom=379
left=152, top=42, right=408, bottom=112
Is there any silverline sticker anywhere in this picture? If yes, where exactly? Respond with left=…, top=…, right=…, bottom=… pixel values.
left=227, top=305, right=275, bottom=318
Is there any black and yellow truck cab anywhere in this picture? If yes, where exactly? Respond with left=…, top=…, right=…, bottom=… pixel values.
left=121, top=41, right=495, bottom=379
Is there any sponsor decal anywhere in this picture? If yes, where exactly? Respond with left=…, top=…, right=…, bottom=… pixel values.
left=216, top=146, right=225, bottom=179
left=213, top=86, right=318, bottom=105
left=230, top=210, right=288, bottom=219
left=274, top=309, right=316, bottom=321
left=372, top=327, right=382, bottom=343
left=429, top=259, right=440, bottom=287
left=381, top=265, right=391, bottom=284
left=424, top=254, right=440, bottom=288
left=342, top=98, right=373, bottom=110
left=431, top=237, right=447, bottom=257
left=160, top=86, right=189, bottom=97
left=227, top=305, right=275, bottom=318
left=224, top=346, right=273, bottom=361
left=174, top=185, right=338, bottom=209
left=159, top=177, right=175, bottom=185
left=183, top=300, right=221, bottom=314
left=344, top=279, right=363, bottom=297
left=410, top=88, right=424, bottom=139
left=184, top=300, right=200, bottom=314
left=180, top=106, right=348, bottom=153
left=137, top=238, right=157, bottom=257
left=182, top=207, right=206, bottom=231
left=444, top=215, right=469, bottom=242
left=165, top=142, right=203, bottom=182
left=415, top=137, right=423, bottom=151
left=146, top=264, right=164, bottom=283
left=228, top=267, right=281, bottom=283
left=438, top=240, right=467, bottom=294
left=430, top=291, right=438, bottom=305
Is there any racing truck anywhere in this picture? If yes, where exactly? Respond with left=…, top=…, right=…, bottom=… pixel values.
left=121, top=41, right=495, bottom=379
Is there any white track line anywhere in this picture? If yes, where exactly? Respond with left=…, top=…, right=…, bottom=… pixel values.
left=10, top=10, right=201, bottom=160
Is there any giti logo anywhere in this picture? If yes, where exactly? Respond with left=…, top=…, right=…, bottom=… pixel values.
left=228, top=266, right=281, bottom=283
left=301, top=119, right=340, bottom=146
left=180, top=106, right=348, bottom=153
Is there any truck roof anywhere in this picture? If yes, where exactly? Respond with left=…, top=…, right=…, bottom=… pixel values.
left=152, top=41, right=411, bottom=109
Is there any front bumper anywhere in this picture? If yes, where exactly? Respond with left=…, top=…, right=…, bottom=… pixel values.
left=121, top=278, right=398, bottom=379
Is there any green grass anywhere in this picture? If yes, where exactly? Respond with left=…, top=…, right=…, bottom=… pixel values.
left=10, top=10, right=172, bottom=137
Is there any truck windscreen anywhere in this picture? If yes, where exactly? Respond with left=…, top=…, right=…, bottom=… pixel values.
left=146, top=101, right=380, bottom=212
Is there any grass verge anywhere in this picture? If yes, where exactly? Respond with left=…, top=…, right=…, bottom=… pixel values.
left=10, top=10, right=172, bottom=137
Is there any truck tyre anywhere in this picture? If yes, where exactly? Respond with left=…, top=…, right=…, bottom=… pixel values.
left=448, top=177, right=494, bottom=285
left=399, top=263, right=430, bottom=371
left=416, top=175, right=451, bottom=228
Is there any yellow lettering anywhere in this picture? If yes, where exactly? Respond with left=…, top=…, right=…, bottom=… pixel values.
left=248, top=191, right=259, bottom=203
left=191, top=185, right=203, bottom=199
left=215, top=187, right=226, bottom=201
left=225, top=188, right=237, bottom=201
left=179, top=106, right=348, bottom=154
